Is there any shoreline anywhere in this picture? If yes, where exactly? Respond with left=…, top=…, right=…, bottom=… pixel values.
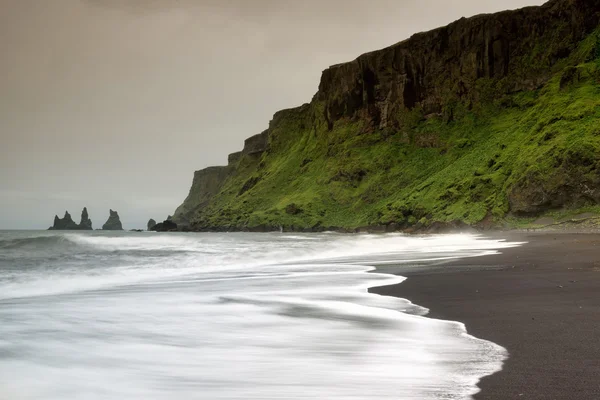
left=369, top=232, right=600, bottom=400
left=156, top=214, right=600, bottom=234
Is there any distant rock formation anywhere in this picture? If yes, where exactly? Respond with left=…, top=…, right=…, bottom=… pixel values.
left=49, top=211, right=79, bottom=230
left=102, top=209, right=123, bottom=231
left=150, top=219, right=178, bottom=232
left=147, top=219, right=157, bottom=231
left=79, top=207, right=93, bottom=230
left=48, top=208, right=93, bottom=230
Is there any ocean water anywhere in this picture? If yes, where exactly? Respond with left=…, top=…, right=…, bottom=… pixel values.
left=0, top=230, right=520, bottom=400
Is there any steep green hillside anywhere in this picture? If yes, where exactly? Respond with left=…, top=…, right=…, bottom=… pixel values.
left=174, top=0, right=600, bottom=232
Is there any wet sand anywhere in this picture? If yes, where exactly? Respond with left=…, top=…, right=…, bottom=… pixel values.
left=370, top=232, right=600, bottom=399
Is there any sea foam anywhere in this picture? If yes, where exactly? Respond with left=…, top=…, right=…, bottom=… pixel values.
left=0, top=230, right=520, bottom=399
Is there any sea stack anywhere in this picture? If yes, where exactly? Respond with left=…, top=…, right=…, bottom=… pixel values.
left=79, top=207, right=93, bottom=230
left=102, top=209, right=124, bottom=231
left=147, top=219, right=157, bottom=231
left=49, top=211, right=79, bottom=230
left=48, top=208, right=93, bottom=230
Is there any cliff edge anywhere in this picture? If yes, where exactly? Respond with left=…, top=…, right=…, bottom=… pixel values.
left=174, top=0, right=600, bottom=231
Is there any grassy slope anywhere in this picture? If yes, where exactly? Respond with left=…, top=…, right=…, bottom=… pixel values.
left=193, top=32, right=600, bottom=231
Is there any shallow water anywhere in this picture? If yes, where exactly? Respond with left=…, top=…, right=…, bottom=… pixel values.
left=0, top=231, right=519, bottom=399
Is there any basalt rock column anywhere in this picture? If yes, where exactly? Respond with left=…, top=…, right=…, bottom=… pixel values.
left=79, top=207, right=93, bottom=230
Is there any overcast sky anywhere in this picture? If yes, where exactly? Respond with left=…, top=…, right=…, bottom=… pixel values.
left=1, top=0, right=545, bottom=229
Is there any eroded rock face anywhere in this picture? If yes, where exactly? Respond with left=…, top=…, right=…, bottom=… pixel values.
left=102, top=209, right=123, bottom=231
left=172, top=166, right=232, bottom=225
left=49, top=211, right=79, bottom=230
left=48, top=208, right=93, bottom=230
left=150, top=220, right=178, bottom=232
left=317, top=0, right=600, bottom=130
left=242, top=130, right=269, bottom=156
left=228, top=151, right=242, bottom=166
left=79, top=207, right=93, bottom=230
left=147, top=219, right=157, bottom=231
left=508, top=149, right=600, bottom=215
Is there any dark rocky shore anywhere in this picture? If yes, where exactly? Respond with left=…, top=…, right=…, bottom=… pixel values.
left=370, top=232, right=600, bottom=399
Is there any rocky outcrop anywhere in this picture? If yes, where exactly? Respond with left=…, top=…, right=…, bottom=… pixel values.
left=79, top=207, right=93, bottom=230
left=172, top=129, right=275, bottom=224
left=172, top=166, right=232, bottom=224
left=242, top=130, right=269, bottom=156
left=147, top=219, right=157, bottom=231
left=49, top=211, right=79, bottom=230
left=228, top=151, right=242, bottom=166
left=318, top=0, right=600, bottom=130
left=48, top=208, right=93, bottom=230
left=102, top=209, right=123, bottom=231
left=508, top=148, right=600, bottom=215
left=150, top=219, right=178, bottom=232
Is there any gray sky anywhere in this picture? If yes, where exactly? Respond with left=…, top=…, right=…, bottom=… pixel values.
left=1, top=0, right=545, bottom=229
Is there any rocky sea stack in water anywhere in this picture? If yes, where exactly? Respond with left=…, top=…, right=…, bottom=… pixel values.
left=48, top=208, right=93, bottom=230
left=147, top=219, right=157, bottom=231
left=79, top=207, right=93, bottom=230
left=102, top=210, right=123, bottom=231
left=173, top=0, right=600, bottom=232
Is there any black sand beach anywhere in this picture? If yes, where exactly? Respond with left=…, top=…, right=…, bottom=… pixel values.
left=370, top=232, right=600, bottom=400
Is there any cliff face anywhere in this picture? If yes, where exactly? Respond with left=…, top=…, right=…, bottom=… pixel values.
left=172, top=130, right=270, bottom=224
left=172, top=167, right=233, bottom=224
left=174, top=0, right=600, bottom=231
left=241, top=131, right=269, bottom=156
left=318, top=0, right=600, bottom=130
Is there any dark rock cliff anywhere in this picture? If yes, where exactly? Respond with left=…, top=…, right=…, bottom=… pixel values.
left=49, top=211, right=79, bottom=230
left=150, top=219, right=178, bottom=232
left=102, top=209, right=123, bottom=231
left=318, top=0, right=600, bottom=130
left=172, top=166, right=233, bottom=224
left=48, top=208, right=93, bottom=230
left=242, top=131, right=269, bottom=157
left=227, top=151, right=243, bottom=166
left=172, top=130, right=271, bottom=224
left=147, top=219, right=157, bottom=231
left=173, top=0, right=600, bottom=229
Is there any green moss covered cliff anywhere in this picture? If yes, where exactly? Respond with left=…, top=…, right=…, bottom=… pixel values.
left=173, top=0, right=600, bottom=232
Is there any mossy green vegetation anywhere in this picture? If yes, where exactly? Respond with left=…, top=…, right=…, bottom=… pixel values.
left=190, top=30, right=600, bottom=232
